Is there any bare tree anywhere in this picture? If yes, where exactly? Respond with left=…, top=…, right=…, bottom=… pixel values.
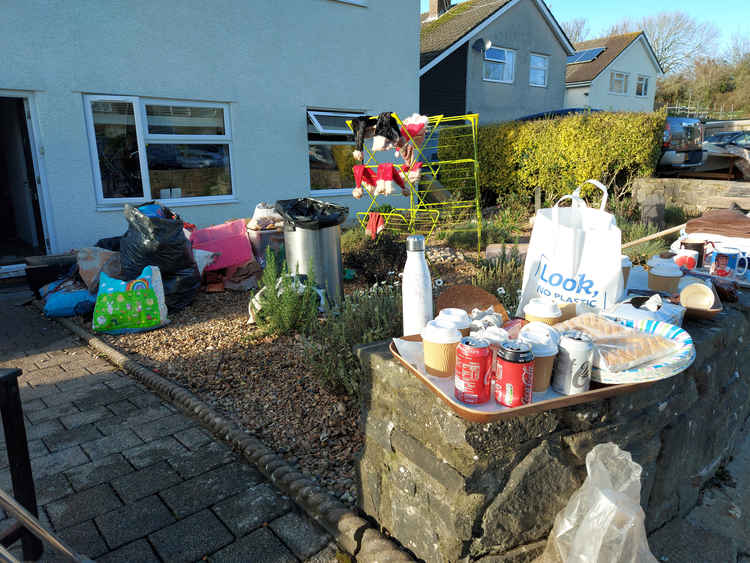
left=562, top=18, right=590, bottom=44
left=604, top=12, right=719, bottom=73
left=726, top=32, right=750, bottom=65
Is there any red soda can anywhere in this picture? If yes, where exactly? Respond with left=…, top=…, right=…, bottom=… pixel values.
left=454, top=337, right=492, bottom=404
left=495, top=341, right=534, bottom=407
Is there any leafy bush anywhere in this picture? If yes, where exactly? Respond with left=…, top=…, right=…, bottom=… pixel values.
left=618, top=220, right=668, bottom=266
left=305, top=284, right=402, bottom=397
left=342, top=230, right=407, bottom=284
left=472, top=245, right=525, bottom=313
left=439, top=110, right=665, bottom=204
left=251, top=248, right=319, bottom=336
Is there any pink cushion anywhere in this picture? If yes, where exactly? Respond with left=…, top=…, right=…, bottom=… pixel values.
left=190, top=219, right=253, bottom=271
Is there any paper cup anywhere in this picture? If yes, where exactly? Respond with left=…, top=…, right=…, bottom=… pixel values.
left=437, top=308, right=471, bottom=337
left=533, top=354, right=556, bottom=392
left=557, top=302, right=578, bottom=322
left=523, top=298, right=562, bottom=326
left=648, top=271, right=681, bottom=294
left=423, top=340, right=459, bottom=377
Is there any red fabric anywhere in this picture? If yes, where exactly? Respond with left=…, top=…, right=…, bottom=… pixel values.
left=400, top=123, right=425, bottom=139
left=190, top=219, right=253, bottom=271
left=366, top=212, right=385, bottom=240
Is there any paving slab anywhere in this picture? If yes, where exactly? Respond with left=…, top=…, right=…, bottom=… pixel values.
left=24, top=419, right=64, bottom=441
left=167, top=440, right=236, bottom=479
left=26, top=402, right=80, bottom=424
left=122, top=435, right=187, bottom=469
left=35, top=472, right=74, bottom=506
left=96, top=539, right=160, bottom=563
left=214, top=482, right=293, bottom=537
left=0, top=439, right=48, bottom=468
left=30, top=445, right=89, bottom=480
left=46, top=484, right=122, bottom=530
left=106, top=399, right=139, bottom=417
left=270, top=511, right=332, bottom=560
left=42, top=423, right=101, bottom=452
left=132, top=412, right=196, bottom=441
left=52, top=519, right=109, bottom=560
left=111, top=461, right=182, bottom=503
left=58, top=405, right=112, bottom=430
left=160, top=462, right=264, bottom=518
left=64, top=453, right=134, bottom=492
left=173, top=426, right=213, bottom=450
left=80, top=428, right=143, bottom=459
left=95, top=495, right=175, bottom=549
left=40, top=383, right=109, bottom=407
left=210, top=527, right=297, bottom=563
left=149, top=509, right=233, bottom=563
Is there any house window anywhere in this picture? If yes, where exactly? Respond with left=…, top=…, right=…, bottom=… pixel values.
left=307, top=110, right=363, bottom=193
left=609, top=72, right=629, bottom=95
left=483, top=47, right=515, bottom=83
left=529, top=54, right=549, bottom=87
left=636, top=75, right=649, bottom=97
left=85, top=95, right=233, bottom=204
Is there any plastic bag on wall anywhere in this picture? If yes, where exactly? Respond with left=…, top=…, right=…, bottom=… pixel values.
left=537, top=443, right=657, bottom=563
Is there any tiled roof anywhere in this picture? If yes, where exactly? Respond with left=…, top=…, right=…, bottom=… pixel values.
left=565, top=32, right=642, bottom=84
left=420, top=0, right=514, bottom=68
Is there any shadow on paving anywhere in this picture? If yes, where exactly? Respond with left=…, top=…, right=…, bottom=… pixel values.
left=0, top=299, right=338, bottom=562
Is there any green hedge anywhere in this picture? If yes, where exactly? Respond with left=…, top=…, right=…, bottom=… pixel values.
left=439, top=110, right=665, bottom=204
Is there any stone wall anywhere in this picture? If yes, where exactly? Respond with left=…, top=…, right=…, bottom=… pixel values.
left=631, top=177, right=747, bottom=225
left=356, top=295, right=750, bottom=562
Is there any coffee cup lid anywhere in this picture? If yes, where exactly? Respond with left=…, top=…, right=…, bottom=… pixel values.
left=437, top=308, right=471, bottom=329
left=519, top=322, right=559, bottom=356
left=421, top=319, right=462, bottom=344
left=523, top=298, right=561, bottom=319
left=650, top=262, right=683, bottom=278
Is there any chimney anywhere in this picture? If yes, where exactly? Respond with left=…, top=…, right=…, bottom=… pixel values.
left=429, top=0, right=451, bottom=20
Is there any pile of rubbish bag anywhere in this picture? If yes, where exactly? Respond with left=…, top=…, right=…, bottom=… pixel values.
left=37, top=201, right=285, bottom=334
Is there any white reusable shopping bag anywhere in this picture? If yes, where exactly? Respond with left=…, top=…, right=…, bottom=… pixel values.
left=516, top=180, right=623, bottom=316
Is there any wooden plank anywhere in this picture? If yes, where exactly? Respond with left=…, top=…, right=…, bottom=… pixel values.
left=389, top=338, right=651, bottom=423
left=622, top=224, right=686, bottom=250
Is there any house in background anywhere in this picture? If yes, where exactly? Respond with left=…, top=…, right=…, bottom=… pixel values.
left=0, top=0, right=418, bottom=259
left=564, top=32, right=663, bottom=112
left=420, top=0, right=574, bottom=124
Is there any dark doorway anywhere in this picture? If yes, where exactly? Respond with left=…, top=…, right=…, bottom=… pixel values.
left=0, top=97, right=46, bottom=266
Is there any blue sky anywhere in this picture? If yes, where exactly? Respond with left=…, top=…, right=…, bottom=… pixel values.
left=419, top=0, right=749, bottom=51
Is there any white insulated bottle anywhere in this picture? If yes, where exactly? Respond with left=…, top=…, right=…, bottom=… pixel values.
left=402, top=235, right=433, bottom=336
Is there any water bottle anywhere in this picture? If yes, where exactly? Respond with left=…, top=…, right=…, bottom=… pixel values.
left=402, top=235, right=433, bottom=336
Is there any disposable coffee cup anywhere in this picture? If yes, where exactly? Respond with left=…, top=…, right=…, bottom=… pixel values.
left=421, top=320, right=462, bottom=377
left=523, top=298, right=562, bottom=326
left=621, top=255, right=632, bottom=288
left=557, top=302, right=577, bottom=322
left=648, top=262, right=683, bottom=294
left=437, top=308, right=471, bottom=337
left=518, top=322, right=560, bottom=392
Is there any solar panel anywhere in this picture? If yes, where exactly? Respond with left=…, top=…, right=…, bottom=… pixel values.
left=567, top=47, right=605, bottom=65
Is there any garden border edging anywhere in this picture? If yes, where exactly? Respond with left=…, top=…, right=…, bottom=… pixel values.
left=46, top=312, right=412, bottom=562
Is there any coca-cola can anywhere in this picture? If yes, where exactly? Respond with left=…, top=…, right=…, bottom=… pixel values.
left=552, top=330, right=594, bottom=395
left=454, top=337, right=492, bottom=404
left=495, top=341, right=534, bottom=407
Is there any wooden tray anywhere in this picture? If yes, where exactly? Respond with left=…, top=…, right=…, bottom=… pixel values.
left=390, top=335, right=650, bottom=423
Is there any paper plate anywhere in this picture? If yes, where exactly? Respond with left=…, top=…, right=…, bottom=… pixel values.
left=592, top=318, right=695, bottom=384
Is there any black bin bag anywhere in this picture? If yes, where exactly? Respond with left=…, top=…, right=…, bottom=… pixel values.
left=274, top=198, right=348, bottom=230
left=162, top=265, right=201, bottom=312
left=120, top=203, right=195, bottom=280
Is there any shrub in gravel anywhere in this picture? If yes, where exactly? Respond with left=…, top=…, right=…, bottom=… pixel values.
left=472, top=245, right=525, bottom=313
left=306, top=284, right=402, bottom=397
left=342, top=230, right=407, bottom=284
left=252, top=248, right=320, bottom=337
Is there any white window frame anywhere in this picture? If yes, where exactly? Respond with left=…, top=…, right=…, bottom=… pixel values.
left=84, top=94, right=235, bottom=207
left=609, top=71, right=630, bottom=95
left=529, top=53, right=549, bottom=87
left=483, top=47, right=515, bottom=84
left=330, top=0, right=367, bottom=6
left=307, top=109, right=364, bottom=197
left=635, top=75, right=649, bottom=97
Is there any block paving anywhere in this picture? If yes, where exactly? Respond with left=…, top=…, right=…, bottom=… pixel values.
left=0, top=298, right=339, bottom=562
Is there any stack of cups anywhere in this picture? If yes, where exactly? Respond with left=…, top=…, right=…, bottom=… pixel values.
left=523, top=298, right=562, bottom=325
left=421, top=319, right=462, bottom=377
left=518, top=322, right=560, bottom=392
left=436, top=308, right=471, bottom=337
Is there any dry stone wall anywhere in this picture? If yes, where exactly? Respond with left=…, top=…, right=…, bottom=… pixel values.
left=355, top=295, right=750, bottom=562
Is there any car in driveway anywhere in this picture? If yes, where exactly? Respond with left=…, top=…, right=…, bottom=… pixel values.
left=658, top=116, right=704, bottom=171
left=698, top=130, right=750, bottom=172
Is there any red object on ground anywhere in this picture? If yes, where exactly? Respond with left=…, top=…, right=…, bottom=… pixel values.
left=494, top=341, right=534, bottom=407
left=454, top=337, right=492, bottom=404
left=190, top=219, right=254, bottom=271
left=366, top=212, right=384, bottom=240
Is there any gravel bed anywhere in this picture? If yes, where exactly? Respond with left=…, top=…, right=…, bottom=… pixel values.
left=75, top=291, right=362, bottom=504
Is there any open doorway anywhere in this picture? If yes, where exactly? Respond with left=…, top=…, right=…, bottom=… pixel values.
left=0, top=97, right=46, bottom=265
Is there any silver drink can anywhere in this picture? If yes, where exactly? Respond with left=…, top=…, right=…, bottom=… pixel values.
left=552, top=331, right=594, bottom=395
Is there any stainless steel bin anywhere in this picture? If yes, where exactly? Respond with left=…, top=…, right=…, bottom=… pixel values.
left=275, top=198, right=348, bottom=305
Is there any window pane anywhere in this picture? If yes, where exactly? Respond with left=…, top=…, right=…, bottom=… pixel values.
left=504, top=51, right=515, bottom=81
left=309, top=144, right=354, bottom=190
left=309, top=113, right=354, bottom=135
left=146, top=144, right=231, bottom=198
left=145, top=105, right=225, bottom=135
left=484, top=60, right=505, bottom=81
left=530, top=68, right=546, bottom=85
left=530, top=55, right=548, bottom=69
left=485, top=47, right=505, bottom=62
left=91, top=101, right=144, bottom=199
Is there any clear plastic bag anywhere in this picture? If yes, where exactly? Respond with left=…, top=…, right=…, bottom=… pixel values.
left=537, top=443, right=657, bottom=563
left=553, top=313, right=678, bottom=372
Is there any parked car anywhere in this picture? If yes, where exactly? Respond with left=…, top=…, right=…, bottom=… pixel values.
left=698, top=130, right=750, bottom=172
left=704, top=130, right=750, bottom=146
left=658, top=116, right=704, bottom=170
